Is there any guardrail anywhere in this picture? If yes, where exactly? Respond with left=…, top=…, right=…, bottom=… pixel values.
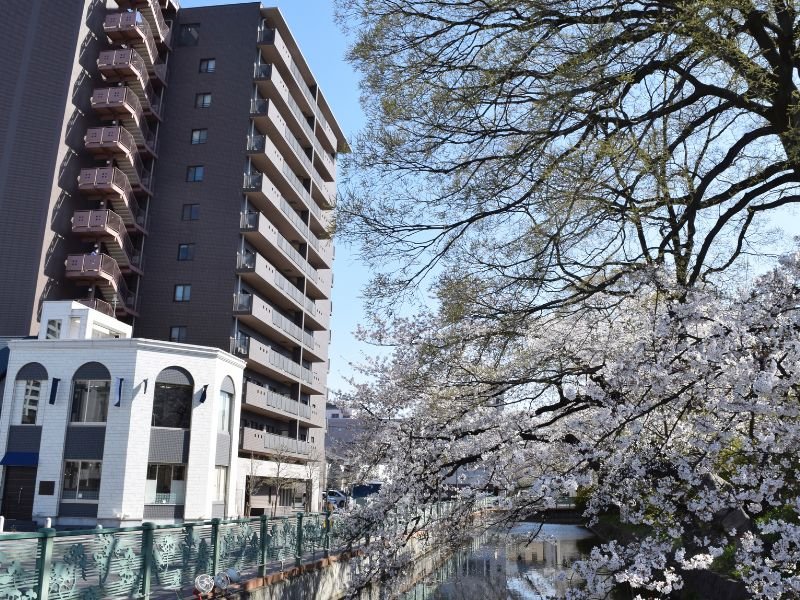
left=0, top=500, right=492, bottom=599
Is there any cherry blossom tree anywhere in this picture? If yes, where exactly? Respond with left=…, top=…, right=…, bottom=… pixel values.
left=338, top=255, right=800, bottom=597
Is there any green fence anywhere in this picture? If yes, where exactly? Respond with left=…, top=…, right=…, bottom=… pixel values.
left=0, top=512, right=338, bottom=600
left=0, top=499, right=489, bottom=599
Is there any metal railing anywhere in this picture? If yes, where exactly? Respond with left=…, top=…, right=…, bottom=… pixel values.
left=0, top=501, right=481, bottom=599
left=97, top=49, right=161, bottom=114
left=90, top=87, right=157, bottom=151
left=104, top=11, right=158, bottom=65
left=250, top=98, right=268, bottom=115
left=244, top=382, right=311, bottom=418
left=65, top=254, right=134, bottom=308
left=84, top=126, right=152, bottom=189
left=77, top=167, right=142, bottom=225
left=254, top=62, right=272, bottom=79
left=72, top=209, right=139, bottom=266
left=76, top=298, right=116, bottom=317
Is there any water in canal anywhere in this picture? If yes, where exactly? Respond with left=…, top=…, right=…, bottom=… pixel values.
left=402, top=522, right=601, bottom=599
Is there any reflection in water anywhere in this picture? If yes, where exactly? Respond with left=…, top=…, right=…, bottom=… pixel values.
left=402, top=523, right=598, bottom=600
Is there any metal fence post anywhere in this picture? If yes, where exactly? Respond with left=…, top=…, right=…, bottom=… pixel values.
left=295, top=512, right=304, bottom=566
left=324, top=510, right=331, bottom=557
left=140, top=522, right=155, bottom=599
left=258, top=514, right=268, bottom=577
left=36, top=528, right=55, bottom=600
left=210, top=518, right=221, bottom=576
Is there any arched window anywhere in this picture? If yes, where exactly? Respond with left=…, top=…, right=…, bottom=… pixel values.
left=14, top=362, right=48, bottom=425
left=70, top=362, right=111, bottom=423
left=152, top=367, right=194, bottom=429
left=218, top=376, right=235, bottom=433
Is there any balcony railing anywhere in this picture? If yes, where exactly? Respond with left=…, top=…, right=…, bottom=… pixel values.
left=65, top=254, right=134, bottom=308
left=90, top=87, right=157, bottom=151
left=84, top=126, right=152, bottom=190
left=97, top=49, right=161, bottom=114
left=72, top=209, right=139, bottom=266
left=254, top=63, right=272, bottom=80
left=78, top=167, right=142, bottom=226
left=76, top=298, right=115, bottom=317
left=236, top=251, right=317, bottom=316
left=263, top=431, right=311, bottom=455
left=244, top=382, right=311, bottom=419
left=104, top=11, right=158, bottom=65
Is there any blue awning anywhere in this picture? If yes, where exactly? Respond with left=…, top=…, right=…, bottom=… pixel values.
left=0, top=452, right=39, bottom=466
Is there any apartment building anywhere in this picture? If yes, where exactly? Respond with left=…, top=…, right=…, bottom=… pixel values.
left=0, top=1, right=346, bottom=518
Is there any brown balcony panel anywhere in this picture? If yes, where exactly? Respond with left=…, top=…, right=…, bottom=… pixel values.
left=115, top=0, right=170, bottom=46
left=104, top=12, right=158, bottom=65
left=97, top=50, right=161, bottom=117
left=65, top=254, right=137, bottom=316
left=72, top=209, right=142, bottom=273
left=78, top=167, right=144, bottom=231
left=91, top=88, right=157, bottom=155
left=84, top=126, right=152, bottom=193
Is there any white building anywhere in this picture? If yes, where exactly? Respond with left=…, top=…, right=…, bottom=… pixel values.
left=0, top=301, right=245, bottom=527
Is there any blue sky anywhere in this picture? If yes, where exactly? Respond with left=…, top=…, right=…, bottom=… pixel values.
left=181, top=0, right=371, bottom=393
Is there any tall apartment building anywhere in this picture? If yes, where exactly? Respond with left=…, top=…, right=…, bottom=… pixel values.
left=0, top=1, right=346, bottom=518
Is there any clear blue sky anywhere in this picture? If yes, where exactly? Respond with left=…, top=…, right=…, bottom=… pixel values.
left=181, top=0, right=370, bottom=393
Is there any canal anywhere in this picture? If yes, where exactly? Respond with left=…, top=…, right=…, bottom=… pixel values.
left=402, top=522, right=601, bottom=599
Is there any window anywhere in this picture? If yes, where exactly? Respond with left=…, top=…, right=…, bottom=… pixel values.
left=174, top=284, right=191, bottom=302
left=213, top=467, right=227, bottom=502
left=182, top=203, right=200, bottom=221
left=17, top=380, right=42, bottom=424
left=70, top=380, right=110, bottom=423
left=178, top=23, right=200, bottom=46
left=199, top=58, right=216, bottom=73
left=190, top=129, right=208, bottom=145
left=152, top=367, right=194, bottom=428
left=169, top=326, right=187, bottom=342
left=177, top=244, right=195, bottom=261
left=45, top=319, right=62, bottom=340
left=195, top=93, right=212, bottom=108
left=218, top=390, right=232, bottom=432
left=62, top=461, right=102, bottom=501
left=146, top=464, right=186, bottom=504
left=186, top=166, right=204, bottom=182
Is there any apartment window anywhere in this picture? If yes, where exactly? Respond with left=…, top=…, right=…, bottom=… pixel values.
left=62, top=461, right=102, bottom=501
left=199, top=58, right=216, bottom=73
left=195, top=93, right=212, bottom=108
left=70, top=380, right=110, bottom=423
left=190, top=129, right=208, bottom=145
left=218, top=390, right=232, bottom=432
left=174, top=284, right=191, bottom=302
left=169, top=326, right=187, bottom=342
left=213, top=467, right=228, bottom=502
left=178, top=23, right=200, bottom=46
left=15, top=380, right=42, bottom=425
left=177, top=243, right=195, bottom=261
left=182, top=203, right=200, bottom=221
left=45, top=319, right=62, bottom=340
left=186, top=166, right=204, bottom=182
left=146, top=464, right=186, bottom=504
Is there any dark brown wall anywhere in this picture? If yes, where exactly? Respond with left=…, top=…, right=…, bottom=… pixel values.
left=135, top=3, right=262, bottom=350
left=0, top=1, right=86, bottom=335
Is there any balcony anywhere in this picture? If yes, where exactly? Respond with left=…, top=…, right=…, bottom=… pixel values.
left=257, top=29, right=319, bottom=117
left=104, top=12, right=158, bottom=67
left=97, top=49, right=162, bottom=116
left=84, top=126, right=152, bottom=192
left=243, top=171, right=329, bottom=241
left=230, top=334, right=320, bottom=394
left=310, top=170, right=335, bottom=210
left=115, top=0, right=171, bottom=46
left=76, top=298, right=116, bottom=317
left=240, top=211, right=326, bottom=295
left=72, top=210, right=141, bottom=273
left=250, top=98, right=312, bottom=178
left=77, top=167, right=144, bottom=230
left=243, top=382, right=313, bottom=423
left=233, top=292, right=318, bottom=355
left=240, top=427, right=312, bottom=460
left=64, top=254, right=136, bottom=315
left=91, top=88, right=157, bottom=155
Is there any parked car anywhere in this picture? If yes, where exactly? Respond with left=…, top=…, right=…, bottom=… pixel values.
left=323, top=489, right=349, bottom=509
